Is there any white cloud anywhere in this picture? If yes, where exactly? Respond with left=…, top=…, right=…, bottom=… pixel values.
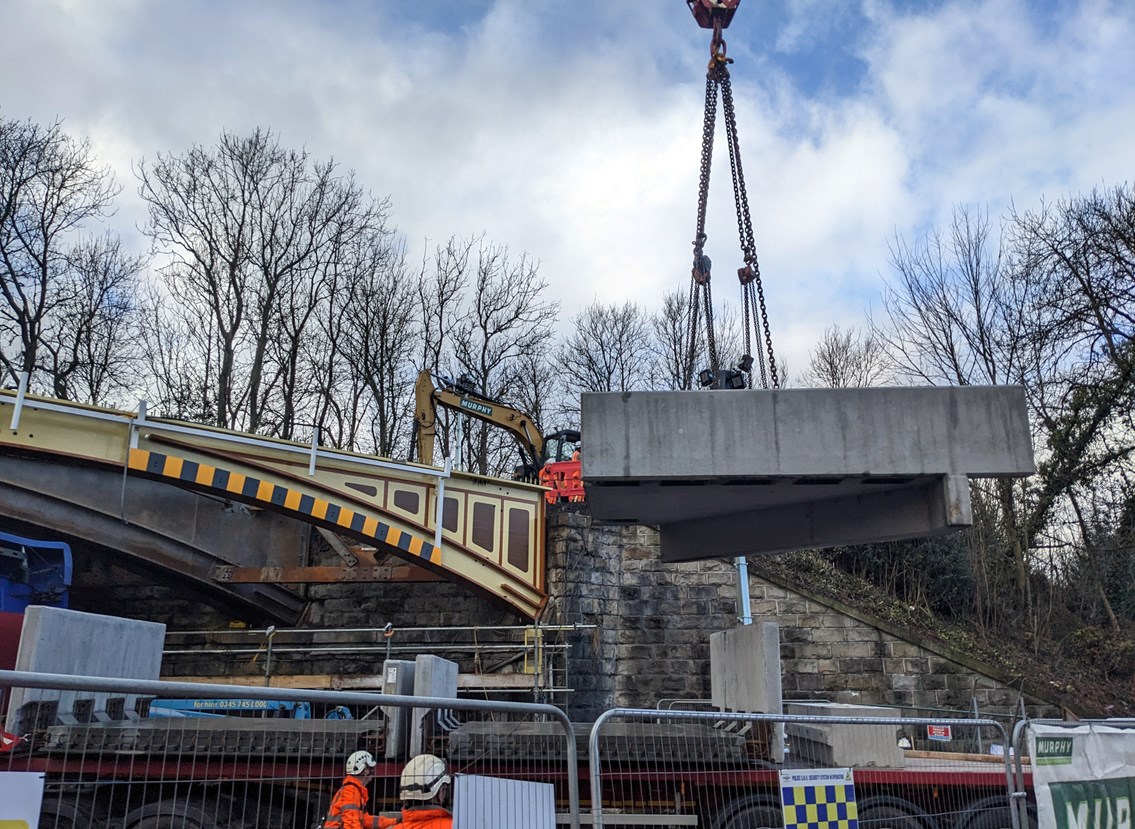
left=2, top=0, right=1132, bottom=380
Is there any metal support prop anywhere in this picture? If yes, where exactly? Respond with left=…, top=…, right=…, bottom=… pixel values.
left=435, top=457, right=452, bottom=552
left=308, top=427, right=320, bottom=476
left=9, top=371, right=28, bottom=430
left=734, top=555, right=752, bottom=625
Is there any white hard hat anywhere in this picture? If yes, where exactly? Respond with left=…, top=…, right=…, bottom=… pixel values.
left=346, top=750, right=377, bottom=776
left=399, top=753, right=450, bottom=801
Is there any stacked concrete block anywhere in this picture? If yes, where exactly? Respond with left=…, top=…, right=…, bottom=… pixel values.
left=783, top=702, right=905, bottom=768
left=5, top=607, right=164, bottom=735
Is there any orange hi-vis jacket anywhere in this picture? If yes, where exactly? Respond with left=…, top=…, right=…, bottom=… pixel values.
left=385, top=807, right=453, bottom=829
left=322, top=776, right=397, bottom=829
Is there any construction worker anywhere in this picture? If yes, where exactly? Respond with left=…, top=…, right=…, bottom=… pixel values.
left=322, top=750, right=395, bottom=829
left=390, top=753, right=453, bottom=828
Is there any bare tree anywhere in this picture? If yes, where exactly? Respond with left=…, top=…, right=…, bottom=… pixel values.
left=803, top=324, right=889, bottom=388
left=878, top=206, right=1020, bottom=387
left=558, top=300, right=653, bottom=403
left=1006, top=186, right=1135, bottom=554
left=337, top=233, right=418, bottom=457
left=877, top=206, right=1034, bottom=629
left=40, top=233, right=144, bottom=404
left=450, top=242, right=558, bottom=476
left=0, top=116, right=121, bottom=393
left=650, top=289, right=692, bottom=390
left=876, top=191, right=1135, bottom=640
left=417, top=236, right=473, bottom=375
left=137, top=129, right=387, bottom=436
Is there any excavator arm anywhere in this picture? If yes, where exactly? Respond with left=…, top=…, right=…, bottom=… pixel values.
left=414, top=370, right=547, bottom=477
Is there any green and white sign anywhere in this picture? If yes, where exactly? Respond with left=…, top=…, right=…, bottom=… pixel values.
left=459, top=398, right=493, bottom=417
left=1032, top=724, right=1135, bottom=829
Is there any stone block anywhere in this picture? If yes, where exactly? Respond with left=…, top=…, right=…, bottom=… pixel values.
left=890, top=674, right=919, bottom=691
left=831, top=642, right=874, bottom=659
left=794, top=643, right=834, bottom=660
left=885, top=640, right=921, bottom=654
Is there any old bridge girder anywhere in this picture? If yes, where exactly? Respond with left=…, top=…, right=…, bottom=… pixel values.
left=0, top=390, right=547, bottom=620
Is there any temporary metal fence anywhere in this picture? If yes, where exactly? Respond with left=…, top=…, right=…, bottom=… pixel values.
left=0, top=669, right=580, bottom=829
left=589, top=708, right=1018, bottom=829
left=1010, top=717, right=1135, bottom=829
left=162, top=623, right=595, bottom=705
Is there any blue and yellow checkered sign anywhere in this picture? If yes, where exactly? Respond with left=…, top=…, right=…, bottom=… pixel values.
left=780, top=768, right=858, bottom=829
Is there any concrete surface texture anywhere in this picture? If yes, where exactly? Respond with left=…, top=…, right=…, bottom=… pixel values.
left=6, top=607, right=165, bottom=733
left=581, top=386, right=1033, bottom=560
left=710, top=622, right=785, bottom=762
left=783, top=701, right=907, bottom=768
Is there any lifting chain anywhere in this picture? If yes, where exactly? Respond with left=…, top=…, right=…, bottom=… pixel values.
left=685, top=13, right=779, bottom=390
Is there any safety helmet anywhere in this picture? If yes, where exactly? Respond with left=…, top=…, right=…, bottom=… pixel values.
left=399, top=753, right=450, bottom=801
left=346, top=750, right=377, bottom=776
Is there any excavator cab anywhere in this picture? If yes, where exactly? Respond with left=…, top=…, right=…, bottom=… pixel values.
left=542, top=429, right=581, bottom=464
left=538, top=429, right=584, bottom=505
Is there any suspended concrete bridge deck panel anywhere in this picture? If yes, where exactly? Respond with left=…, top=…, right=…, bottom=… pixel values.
left=0, top=392, right=547, bottom=618
left=581, top=385, right=1034, bottom=562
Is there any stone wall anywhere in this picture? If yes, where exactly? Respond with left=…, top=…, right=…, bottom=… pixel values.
left=68, top=506, right=1061, bottom=719
left=542, top=509, right=1060, bottom=719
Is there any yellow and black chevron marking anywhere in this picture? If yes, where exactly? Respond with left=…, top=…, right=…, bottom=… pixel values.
left=128, top=448, right=440, bottom=565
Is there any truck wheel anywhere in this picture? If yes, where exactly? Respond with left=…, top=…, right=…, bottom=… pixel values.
left=858, top=802, right=935, bottom=829
left=712, top=797, right=785, bottom=829
left=122, top=798, right=216, bottom=829
left=956, top=796, right=1036, bottom=829
left=38, top=797, right=90, bottom=829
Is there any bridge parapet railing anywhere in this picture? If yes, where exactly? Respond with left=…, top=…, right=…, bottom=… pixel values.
left=0, top=669, right=580, bottom=829
left=589, top=707, right=1017, bottom=829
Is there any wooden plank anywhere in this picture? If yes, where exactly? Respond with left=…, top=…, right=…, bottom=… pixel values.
left=169, top=672, right=539, bottom=691
left=905, top=749, right=1030, bottom=765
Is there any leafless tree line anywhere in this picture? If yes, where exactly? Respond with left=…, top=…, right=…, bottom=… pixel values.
left=3, top=115, right=1133, bottom=651
left=808, top=197, right=1135, bottom=654
left=0, top=117, right=745, bottom=477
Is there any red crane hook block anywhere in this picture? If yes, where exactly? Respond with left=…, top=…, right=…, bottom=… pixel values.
left=686, top=0, right=740, bottom=30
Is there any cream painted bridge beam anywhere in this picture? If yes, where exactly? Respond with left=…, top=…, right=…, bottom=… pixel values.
left=0, top=390, right=548, bottom=619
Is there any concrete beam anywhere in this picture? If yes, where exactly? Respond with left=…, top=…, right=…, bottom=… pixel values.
left=659, top=474, right=971, bottom=561
left=581, top=386, right=1031, bottom=558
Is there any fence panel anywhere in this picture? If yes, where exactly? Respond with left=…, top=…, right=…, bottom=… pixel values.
left=0, top=669, right=579, bottom=829
left=1011, top=718, right=1135, bottom=829
left=589, top=708, right=1018, bottom=829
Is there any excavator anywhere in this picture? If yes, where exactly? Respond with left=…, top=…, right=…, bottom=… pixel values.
left=413, top=370, right=584, bottom=504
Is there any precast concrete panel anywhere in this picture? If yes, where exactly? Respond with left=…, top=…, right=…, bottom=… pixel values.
left=5, top=607, right=165, bottom=733
left=410, top=654, right=458, bottom=758
left=582, top=386, right=1033, bottom=481
left=710, top=622, right=784, bottom=762
left=581, top=386, right=1032, bottom=559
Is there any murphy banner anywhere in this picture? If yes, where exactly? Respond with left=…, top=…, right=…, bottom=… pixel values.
left=1030, top=724, right=1135, bottom=829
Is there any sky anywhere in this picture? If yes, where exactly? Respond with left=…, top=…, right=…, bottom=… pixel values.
left=2, top=0, right=1133, bottom=379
